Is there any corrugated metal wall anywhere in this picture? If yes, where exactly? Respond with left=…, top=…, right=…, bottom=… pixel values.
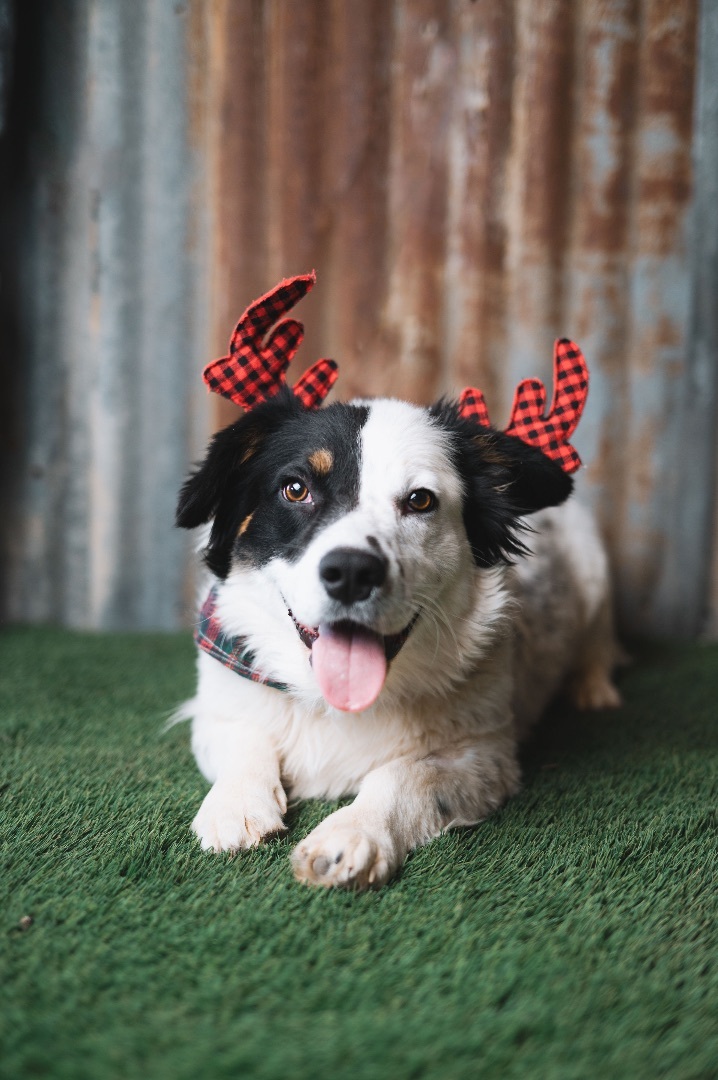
left=1, top=0, right=213, bottom=629
left=1, top=0, right=716, bottom=636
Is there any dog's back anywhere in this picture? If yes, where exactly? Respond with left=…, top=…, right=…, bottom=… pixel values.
left=511, top=499, right=621, bottom=735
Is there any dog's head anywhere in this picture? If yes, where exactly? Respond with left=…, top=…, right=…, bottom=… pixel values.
left=177, top=388, right=572, bottom=712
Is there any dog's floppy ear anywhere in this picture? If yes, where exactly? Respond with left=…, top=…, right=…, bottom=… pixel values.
left=431, top=403, right=573, bottom=568
left=477, top=427, right=574, bottom=514
left=176, top=421, right=245, bottom=531
left=176, top=388, right=301, bottom=578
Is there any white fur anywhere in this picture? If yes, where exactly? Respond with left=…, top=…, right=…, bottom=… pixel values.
left=181, top=400, right=619, bottom=888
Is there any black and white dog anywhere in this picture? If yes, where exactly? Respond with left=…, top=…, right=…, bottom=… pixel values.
left=176, top=371, right=620, bottom=890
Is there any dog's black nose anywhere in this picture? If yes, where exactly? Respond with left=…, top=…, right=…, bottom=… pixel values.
left=319, top=547, right=387, bottom=605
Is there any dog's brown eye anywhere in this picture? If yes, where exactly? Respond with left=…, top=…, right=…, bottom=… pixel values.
left=282, top=480, right=312, bottom=504
left=406, top=489, right=436, bottom=513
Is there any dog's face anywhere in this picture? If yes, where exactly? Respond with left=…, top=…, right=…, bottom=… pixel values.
left=177, top=389, right=572, bottom=711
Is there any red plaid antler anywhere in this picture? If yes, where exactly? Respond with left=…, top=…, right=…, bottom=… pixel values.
left=203, top=272, right=339, bottom=410
left=458, top=339, right=589, bottom=474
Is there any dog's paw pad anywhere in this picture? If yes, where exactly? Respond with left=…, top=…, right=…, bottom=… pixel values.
left=291, top=817, right=393, bottom=890
left=192, top=782, right=287, bottom=853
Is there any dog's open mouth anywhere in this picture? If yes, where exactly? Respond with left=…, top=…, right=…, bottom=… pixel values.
left=288, top=611, right=419, bottom=713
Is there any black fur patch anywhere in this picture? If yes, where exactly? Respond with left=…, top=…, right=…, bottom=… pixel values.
left=176, top=388, right=369, bottom=579
left=429, top=402, right=573, bottom=568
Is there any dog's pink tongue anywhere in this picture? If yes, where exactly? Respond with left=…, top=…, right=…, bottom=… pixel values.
left=313, top=623, right=387, bottom=712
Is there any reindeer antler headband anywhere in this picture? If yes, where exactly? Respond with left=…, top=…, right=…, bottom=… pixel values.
left=203, top=272, right=338, bottom=410
left=203, top=273, right=589, bottom=474
left=457, top=339, right=588, bottom=473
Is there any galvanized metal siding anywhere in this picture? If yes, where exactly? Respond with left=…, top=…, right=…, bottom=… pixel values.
left=2, top=0, right=715, bottom=636
left=692, top=0, right=718, bottom=639
left=1, top=0, right=212, bottom=629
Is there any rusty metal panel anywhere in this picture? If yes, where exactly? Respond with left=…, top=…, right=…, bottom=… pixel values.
left=2, top=0, right=714, bottom=637
left=205, top=0, right=706, bottom=636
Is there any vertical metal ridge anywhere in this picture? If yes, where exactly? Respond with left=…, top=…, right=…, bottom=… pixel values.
left=320, top=0, right=394, bottom=401
left=380, top=1, right=455, bottom=403
left=444, top=0, right=515, bottom=411
left=563, top=0, right=640, bottom=559
left=208, top=0, right=268, bottom=432
left=502, top=0, right=579, bottom=419
left=680, top=0, right=718, bottom=638
left=265, top=0, right=332, bottom=376
left=618, top=0, right=699, bottom=632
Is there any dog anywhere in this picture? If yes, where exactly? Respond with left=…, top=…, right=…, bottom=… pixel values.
left=174, top=275, right=621, bottom=890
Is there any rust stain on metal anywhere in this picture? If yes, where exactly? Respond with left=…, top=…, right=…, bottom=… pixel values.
left=208, top=0, right=269, bottom=431
left=445, top=0, right=515, bottom=408
left=320, top=0, right=394, bottom=401
left=576, top=0, right=639, bottom=255
left=265, top=1, right=331, bottom=374
left=185, top=0, right=211, bottom=151
left=501, top=0, right=578, bottom=417
left=633, top=0, right=697, bottom=257
left=193, top=0, right=703, bottom=636
left=510, top=0, right=576, bottom=252
left=565, top=1, right=640, bottom=560
left=370, top=0, right=455, bottom=403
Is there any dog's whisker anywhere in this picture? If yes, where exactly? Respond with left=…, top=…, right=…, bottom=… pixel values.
left=411, top=588, right=463, bottom=663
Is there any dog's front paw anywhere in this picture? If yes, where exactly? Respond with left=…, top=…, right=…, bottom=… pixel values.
left=292, top=808, right=397, bottom=890
left=192, top=780, right=287, bottom=853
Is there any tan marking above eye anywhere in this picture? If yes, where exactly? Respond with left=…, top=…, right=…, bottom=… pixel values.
left=237, top=511, right=254, bottom=537
left=308, top=448, right=333, bottom=475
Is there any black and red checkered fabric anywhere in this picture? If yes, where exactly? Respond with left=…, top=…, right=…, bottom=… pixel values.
left=457, top=386, right=490, bottom=428
left=293, top=358, right=339, bottom=409
left=202, top=272, right=339, bottom=411
left=195, top=587, right=288, bottom=691
left=458, top=338, right=588, bottom=474
left=504, top=339, right=588, bottom=474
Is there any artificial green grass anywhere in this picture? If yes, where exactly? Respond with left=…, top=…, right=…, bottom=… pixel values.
left=1, top=627, right=717, bottom=1080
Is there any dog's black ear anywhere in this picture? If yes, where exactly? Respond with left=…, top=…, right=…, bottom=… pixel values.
left=431, top=402, right=573, bottom=567
left=175, top=417, right=257, bottom=579
left=176, top=389, right=301, bottom=578
left=479, top=428, right=574, bottom=514
left=176, top=421, right=244, bottom=531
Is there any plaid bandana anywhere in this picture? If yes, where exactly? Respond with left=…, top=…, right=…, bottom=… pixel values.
left=194, top=587, right=288, bottom=692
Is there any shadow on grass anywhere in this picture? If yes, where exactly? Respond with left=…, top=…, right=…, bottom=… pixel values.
left=519, top=637, right=718, bottom=796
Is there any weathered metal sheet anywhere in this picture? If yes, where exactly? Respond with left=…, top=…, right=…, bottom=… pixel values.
left=1, top=0, right=211, bottom=629
left=1, top=0, right=715, bottom=636
left=689, top=0, right=718, bottom=638
left=616, top=0, right=700, bottom=634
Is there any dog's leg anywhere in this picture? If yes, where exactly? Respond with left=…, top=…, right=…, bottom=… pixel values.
left=568, top=595, right=623, bottom=710
left=190, top=713, right=287, bottom=853
left=292, top=737, right=520, bottom=890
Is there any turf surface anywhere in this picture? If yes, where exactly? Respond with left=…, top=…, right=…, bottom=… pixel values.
left=1, top=627, right=717, bottom=1079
